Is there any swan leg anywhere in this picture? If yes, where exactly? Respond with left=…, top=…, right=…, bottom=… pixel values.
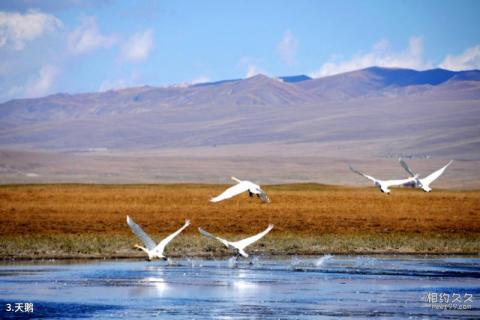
left=248, top=191, right=253, bottom=197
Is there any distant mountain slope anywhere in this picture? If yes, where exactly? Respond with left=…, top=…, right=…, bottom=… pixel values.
left=278, top=75, right=312, bottom=83
left=0, top=74, right=319, bottom=123
left=194, top=74, right=312, bottom=87
left=0, top=67, right=479, bottom=159
left=298, top=66, right=480, bottom=99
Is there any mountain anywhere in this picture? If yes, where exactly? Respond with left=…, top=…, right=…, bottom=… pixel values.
left=278, top=75, right=312, bottom=83
left=298, top=67, right=480, bottom=99
left=0, top=74, right=317, bottom=124
left=192, top=74, right=311, bottom=87
left=0, top=67, right=479, bottom=161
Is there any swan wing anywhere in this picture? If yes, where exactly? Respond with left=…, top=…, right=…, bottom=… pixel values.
left=399, top=158, right=416, bottom=177
left=198, top=227, right=230, bottom=247
left=210, top=181, right=251, bottom=202
left=155, top=219, right=191, bottom=255
left=126, top=215, right=157, bottom=251
left=231, top=224, right=273, bottom=250
left=231, top=176, right=242, bottom=183
left=349, top=165, right=377, bottom=183
left=383, top=177, right=416, bottom=187
left=421, top=160, right=453, bottom=187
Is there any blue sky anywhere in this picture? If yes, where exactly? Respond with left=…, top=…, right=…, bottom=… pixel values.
left=0, top=0, right=479, bottom=102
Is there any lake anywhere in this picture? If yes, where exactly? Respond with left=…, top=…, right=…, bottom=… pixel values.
left=0, top=255, right=479, bottom=319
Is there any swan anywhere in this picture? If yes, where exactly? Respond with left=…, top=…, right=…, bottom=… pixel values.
left=126, top=215, right=190, bottom=261
left=349, top=164, right=417, bottom=194
left=399, top=159, right=453, bottom=192
left=210, top=177, right=270, bottom=203
left=198, top=224, right=273, bottom=258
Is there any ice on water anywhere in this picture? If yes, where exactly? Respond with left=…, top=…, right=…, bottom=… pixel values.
left=1, top=255, right=479, bottom=319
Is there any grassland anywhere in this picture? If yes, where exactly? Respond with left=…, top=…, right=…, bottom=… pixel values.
left=0, top=184, right=479, bottom=259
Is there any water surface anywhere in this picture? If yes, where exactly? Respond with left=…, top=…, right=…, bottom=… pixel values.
left=0, top=255, right=479, bottom=319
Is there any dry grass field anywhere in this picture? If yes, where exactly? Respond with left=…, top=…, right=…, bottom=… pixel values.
left=0, top=184, right=479, bottom=259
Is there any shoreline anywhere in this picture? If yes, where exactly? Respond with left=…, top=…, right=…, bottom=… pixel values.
left=2, top=232, right=478, bottom=260
left=3, top=252, right=480, bottom=262
left=2, top=251, right=480, bottom=262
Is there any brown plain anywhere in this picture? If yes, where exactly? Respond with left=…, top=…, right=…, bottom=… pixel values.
left=1, top=184, right=479, bottom=258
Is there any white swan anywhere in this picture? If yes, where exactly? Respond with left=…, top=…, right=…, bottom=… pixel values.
left=399, top=159, right=453, bottom=192
left=349, top=164, right=417, bottom=194
left=198, top=224, right=274, bottom=258
left=210, top=177, right=270, bottom=203
left=126, top=215, right=190, bottom=261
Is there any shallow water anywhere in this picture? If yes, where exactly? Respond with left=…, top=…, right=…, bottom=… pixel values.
left=0, top=255, right=479, bottom=319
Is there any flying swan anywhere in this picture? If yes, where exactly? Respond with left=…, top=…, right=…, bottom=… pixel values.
left=198, top=224, right=274, bottom=258
left=349, top=164, right=417, bottom=194
left=210, top=177, right=270, bottom=203
left=126, top=215, right=190, bottom=261
left=399, top=159, right=453, bottom=192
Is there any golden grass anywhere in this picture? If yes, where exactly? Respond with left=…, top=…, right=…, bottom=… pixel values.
left=0, top=184, right=479, bottom=258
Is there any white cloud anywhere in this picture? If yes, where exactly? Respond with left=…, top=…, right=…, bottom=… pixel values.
left=24, top=65, right=59, bottom=98
left=310, top=36, right=431, bottom=78
left=277, top=30, right=298, bottom=66
left=245, top=64, right=264, bottom=78
left=0, top=9, right=62, bottom=50
left=67, top=16, right=116, bottom=54
left=98, top=71, right=140, bottom=91
left=99, top=78, right=128, bottom=91
left=121, top=29, right=154, bottom=62
left=440, top=45, right=480, bottom=71
left=238, top=56, right=267, bottom=78
left=191, top=75, right=210, bottom=84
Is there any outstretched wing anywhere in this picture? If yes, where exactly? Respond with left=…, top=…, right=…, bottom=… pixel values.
left=210, top=181, right=250, bottom=202
left=399, top=158, right=416, bottom=177
left=231, top=176, right=242, bottom=183
left=198, top=227, right=230, bottom=247
left=126, top=215, right=157, bottom=251
left=231, top=224, right=273, bottom=250
left=421, top=160, right=453, bottom=187
left=383, top=177, right=416, bottom=188
left=155, top=220, right=191, bottom=255
left=349, top=165, right=377, bottom=183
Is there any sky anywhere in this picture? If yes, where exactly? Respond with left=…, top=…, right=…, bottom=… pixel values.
left=0, top=0, right=479, bottom=102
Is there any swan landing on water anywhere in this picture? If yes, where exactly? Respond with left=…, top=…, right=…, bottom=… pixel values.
left=126, top=215, right=190, bottom=261
left=198, top=224, right=274, bottom=258
left=210, top=177, right=270, bottom=203
left=399, top=159, right=453, bottom=192
left=349, top=164, right=417, bottom=194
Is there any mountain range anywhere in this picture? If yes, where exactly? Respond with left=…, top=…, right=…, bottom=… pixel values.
left=0, top=66, right=479, bottom=160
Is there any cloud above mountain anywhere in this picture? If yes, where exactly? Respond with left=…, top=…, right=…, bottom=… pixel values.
left=310, top=37, right=432, bottom=78
left=277, top=30, right=298, bottom=66
left=121, top=29, right=154, bottom=62
left=0, top=9, right=62, bottom=50
left=440, top=45, right=480, bottom=71
left=67, top=16, right=116, bottom=54
left=245, top=64, right=264, bottom=78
